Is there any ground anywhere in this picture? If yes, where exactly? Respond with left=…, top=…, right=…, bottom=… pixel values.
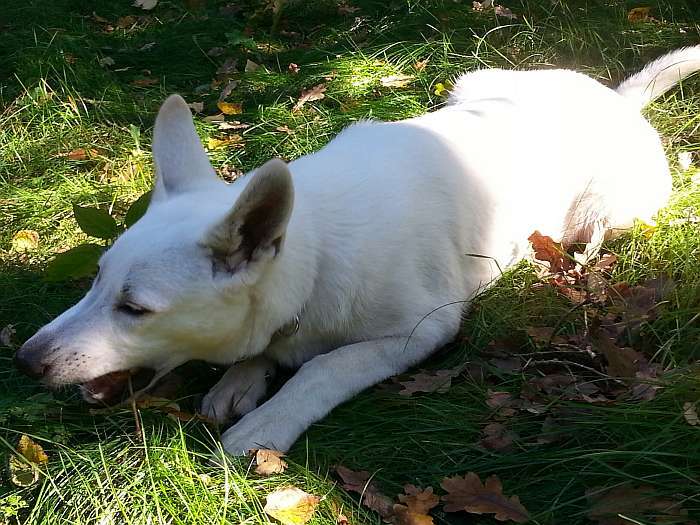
left=1, top=1, right=699, bottom=524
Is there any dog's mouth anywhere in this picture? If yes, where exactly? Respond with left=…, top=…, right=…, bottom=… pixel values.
left=80, top=368, right=156, bottom=405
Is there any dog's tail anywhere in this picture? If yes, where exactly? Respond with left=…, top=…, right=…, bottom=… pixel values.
left=616, top=45, right=700, bottom=109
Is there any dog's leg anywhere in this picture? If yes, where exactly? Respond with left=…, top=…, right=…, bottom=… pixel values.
left=220, top=324, right=452, bottom=454
left=201, top=356, right=276, bottom=423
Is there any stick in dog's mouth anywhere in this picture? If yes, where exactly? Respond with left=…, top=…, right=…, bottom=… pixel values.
left=80, top=368, right=156, bottom=405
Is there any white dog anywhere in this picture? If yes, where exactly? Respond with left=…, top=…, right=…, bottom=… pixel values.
left=15, top=47, right=700, bottom=454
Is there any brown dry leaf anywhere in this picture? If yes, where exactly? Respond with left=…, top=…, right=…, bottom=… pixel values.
left=526, top=326, right=554, bottom=344
left=245, top=59, right=260, bottom=72
left=683, top=402, right=699, bottom=426
left=264, top=486, right=320, bottom=525
left=594, top=253, right=618, bottom=272
left=587, top=485, right=690, bottom=524
left=203, top=113, right=225, bottom=123
left=591, top=333, right=646, bottom=379
left=380, top=74, right=415, bottom=88
left=485, top=390, right=514, bottom=410
left=398, top=368, right=461, bottom=396
left=217, top=101, right=243, bottom=115
left=1, top=324, right=16, bottom=347
left=413, top=59, right=429, bottom=71
left=398, top=485, right=439, bottom=516
left=64, top=147, right=98, bottom=161
left=335, top=465, right=394, bottom=519
left=254, top=449, right=288, bottom=475
left=10, top=435, right=49, bottom=487
left=188, top=102, right=204, bottom=113
left=293, top=84, right=327, bottom=112
left=131, top=77, right=158, bottom=87
left=116, top=15, right=137, bottom=28
left=11, top=230, right=39, bottom=252
left=441, top=472, right=529, bottom=523
left=528, top=230, right=573, bottom=274
left=627, top=7, right=652, bottom=22
left=288, top=63, right=300, bottom=74
left=480, top=422, right=517, bottom=451
left=276, top=125, right=293, bottom=134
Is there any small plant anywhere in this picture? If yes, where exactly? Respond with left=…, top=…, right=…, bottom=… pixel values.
left=45, top=192, right=151, bottom=282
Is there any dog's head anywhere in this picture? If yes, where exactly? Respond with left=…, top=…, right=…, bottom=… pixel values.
left=15, top=95, right=294, bottom=404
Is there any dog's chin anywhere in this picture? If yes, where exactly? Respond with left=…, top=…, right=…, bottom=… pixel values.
left=79, top=368, right=156, bottom=406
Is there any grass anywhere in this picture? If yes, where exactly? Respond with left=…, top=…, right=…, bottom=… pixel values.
left=1, top=0, right=699, bottom=523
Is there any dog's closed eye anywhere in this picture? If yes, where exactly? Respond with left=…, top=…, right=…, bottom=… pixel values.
left=116, top=302, right=152, bottom=317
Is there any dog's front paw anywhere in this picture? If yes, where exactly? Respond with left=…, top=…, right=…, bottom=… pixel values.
left=201, top=358, right=272, bottom=423
left=220, top=409, right=300, bottom=455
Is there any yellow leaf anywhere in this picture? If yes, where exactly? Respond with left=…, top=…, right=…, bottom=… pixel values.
left=380, top=74, right=415, bottom=88
left=627, top=7, right=652, bottom=22
left=434, top=82, right=450, bottom=97
left=217, top=101, right=243, bottom=115
left=11, top=230, right=39, bottom=252
left=18, top=435, right=48, bottom=465
left=206, top=135, right=243, bottom=150
left=264, top=486, right=320, bottom=525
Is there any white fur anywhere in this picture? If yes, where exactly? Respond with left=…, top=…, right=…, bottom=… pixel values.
left=17, top=47, right=699, bottom=454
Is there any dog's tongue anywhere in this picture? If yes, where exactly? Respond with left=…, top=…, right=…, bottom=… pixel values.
left=81, top=368, right=155, bottom=405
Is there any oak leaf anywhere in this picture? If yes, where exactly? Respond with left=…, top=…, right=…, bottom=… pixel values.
left=293, top=84, right=327, bottom=112
left=254, top=449, right=288, bottom=475
left=528, top=230, right=573, bottom=274
left=441, top=473, right=529, bottom=523
left=335, top=465, right=394, bottom=519
left=398, top=368, right=461, bottom=396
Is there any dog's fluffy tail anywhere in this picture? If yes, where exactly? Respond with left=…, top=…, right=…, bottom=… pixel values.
left=616, top=46, right=700, bottom=108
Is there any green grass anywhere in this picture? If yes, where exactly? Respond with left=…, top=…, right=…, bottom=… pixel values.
left=1, top=0, right=700, bottom=524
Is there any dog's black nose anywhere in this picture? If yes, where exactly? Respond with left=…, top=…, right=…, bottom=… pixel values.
left=14, top=351, right=47, bottom=379
left=14, top=336, right=52, bottom=379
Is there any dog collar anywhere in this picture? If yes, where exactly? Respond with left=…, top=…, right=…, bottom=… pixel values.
left=274, top=314, right=301, bottom=338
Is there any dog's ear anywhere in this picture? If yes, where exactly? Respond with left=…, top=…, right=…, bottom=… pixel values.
left=204, top=158, right=294, bottom=274
left=152, top=94, right=218, bottom=200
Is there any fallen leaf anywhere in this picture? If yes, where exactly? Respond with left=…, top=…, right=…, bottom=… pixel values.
left=683, top=402, right=699, bottom=426
left=493, top=5, right=517, bottom=18
left=18, top=435, right=49, bottom=465
left=335, top=465, right=394, bottom=519
left=276, top=125, right=293, bottom=134
left=587, top=485, right=690, bottom=524
left=131, top=77, right=158, bottom=87
left=254, top=449, right=288, bottom=475
left=485, top=390, right=514, bottom=410
left=627, top=7, right=652, bottom=22
left=433, top=82, right=450, bottom=97
left=397, top=485, right=439, bottom=516
left=11, top=230, right=39, bottom=252
left=217, top=101, right=243, bottom=115
left=480, top=422, right=517, bottom=451
left=594, top=253, right=618, bottom=272
left=206, top=135, right=243, bottom=150
left=245, top=59, right=260, bottom=72
left=10, top=434, right=49, bottom=487
left=678, top=151, right=693, bottom=171
left=98, top=56, right=115, bottom=67
left=216, top=57, right=238, bottom=77
left=63, top=148, right=98, bottom=160
left=207, top=46, right=225, bottom=56
left=528, top=231, right=573, bottom=274
left=398, top=368, right=461, bottom=396
left=380, top=74, right=415, bottom=88
left=1, top=324, right=16, bottom=347
left=218, top=79, right=239, bottom=102
left=188, top=102, right=204, bottom=113
left=441, top=472, right=529, bottom=523
left=293, top=84, right=327, bottom=112
left=413, top=59, right=429, bottom=71
left=526, top=326, right=555, bottom=344
left=203, top=113, right=225, bottom=123
left=218, top=121, right=249, bottom=130
left=116, top=15, right=137, bottom=28
left=264, top=486, right=320, bottom=525
left=133, top=0, right=158, bottom=10
left=288, top=63, right=300, bottom=74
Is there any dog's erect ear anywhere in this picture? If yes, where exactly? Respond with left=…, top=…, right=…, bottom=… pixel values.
left=205, top=158, right=294, bottom=274
left=152, top=94, right=218, bottom=200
